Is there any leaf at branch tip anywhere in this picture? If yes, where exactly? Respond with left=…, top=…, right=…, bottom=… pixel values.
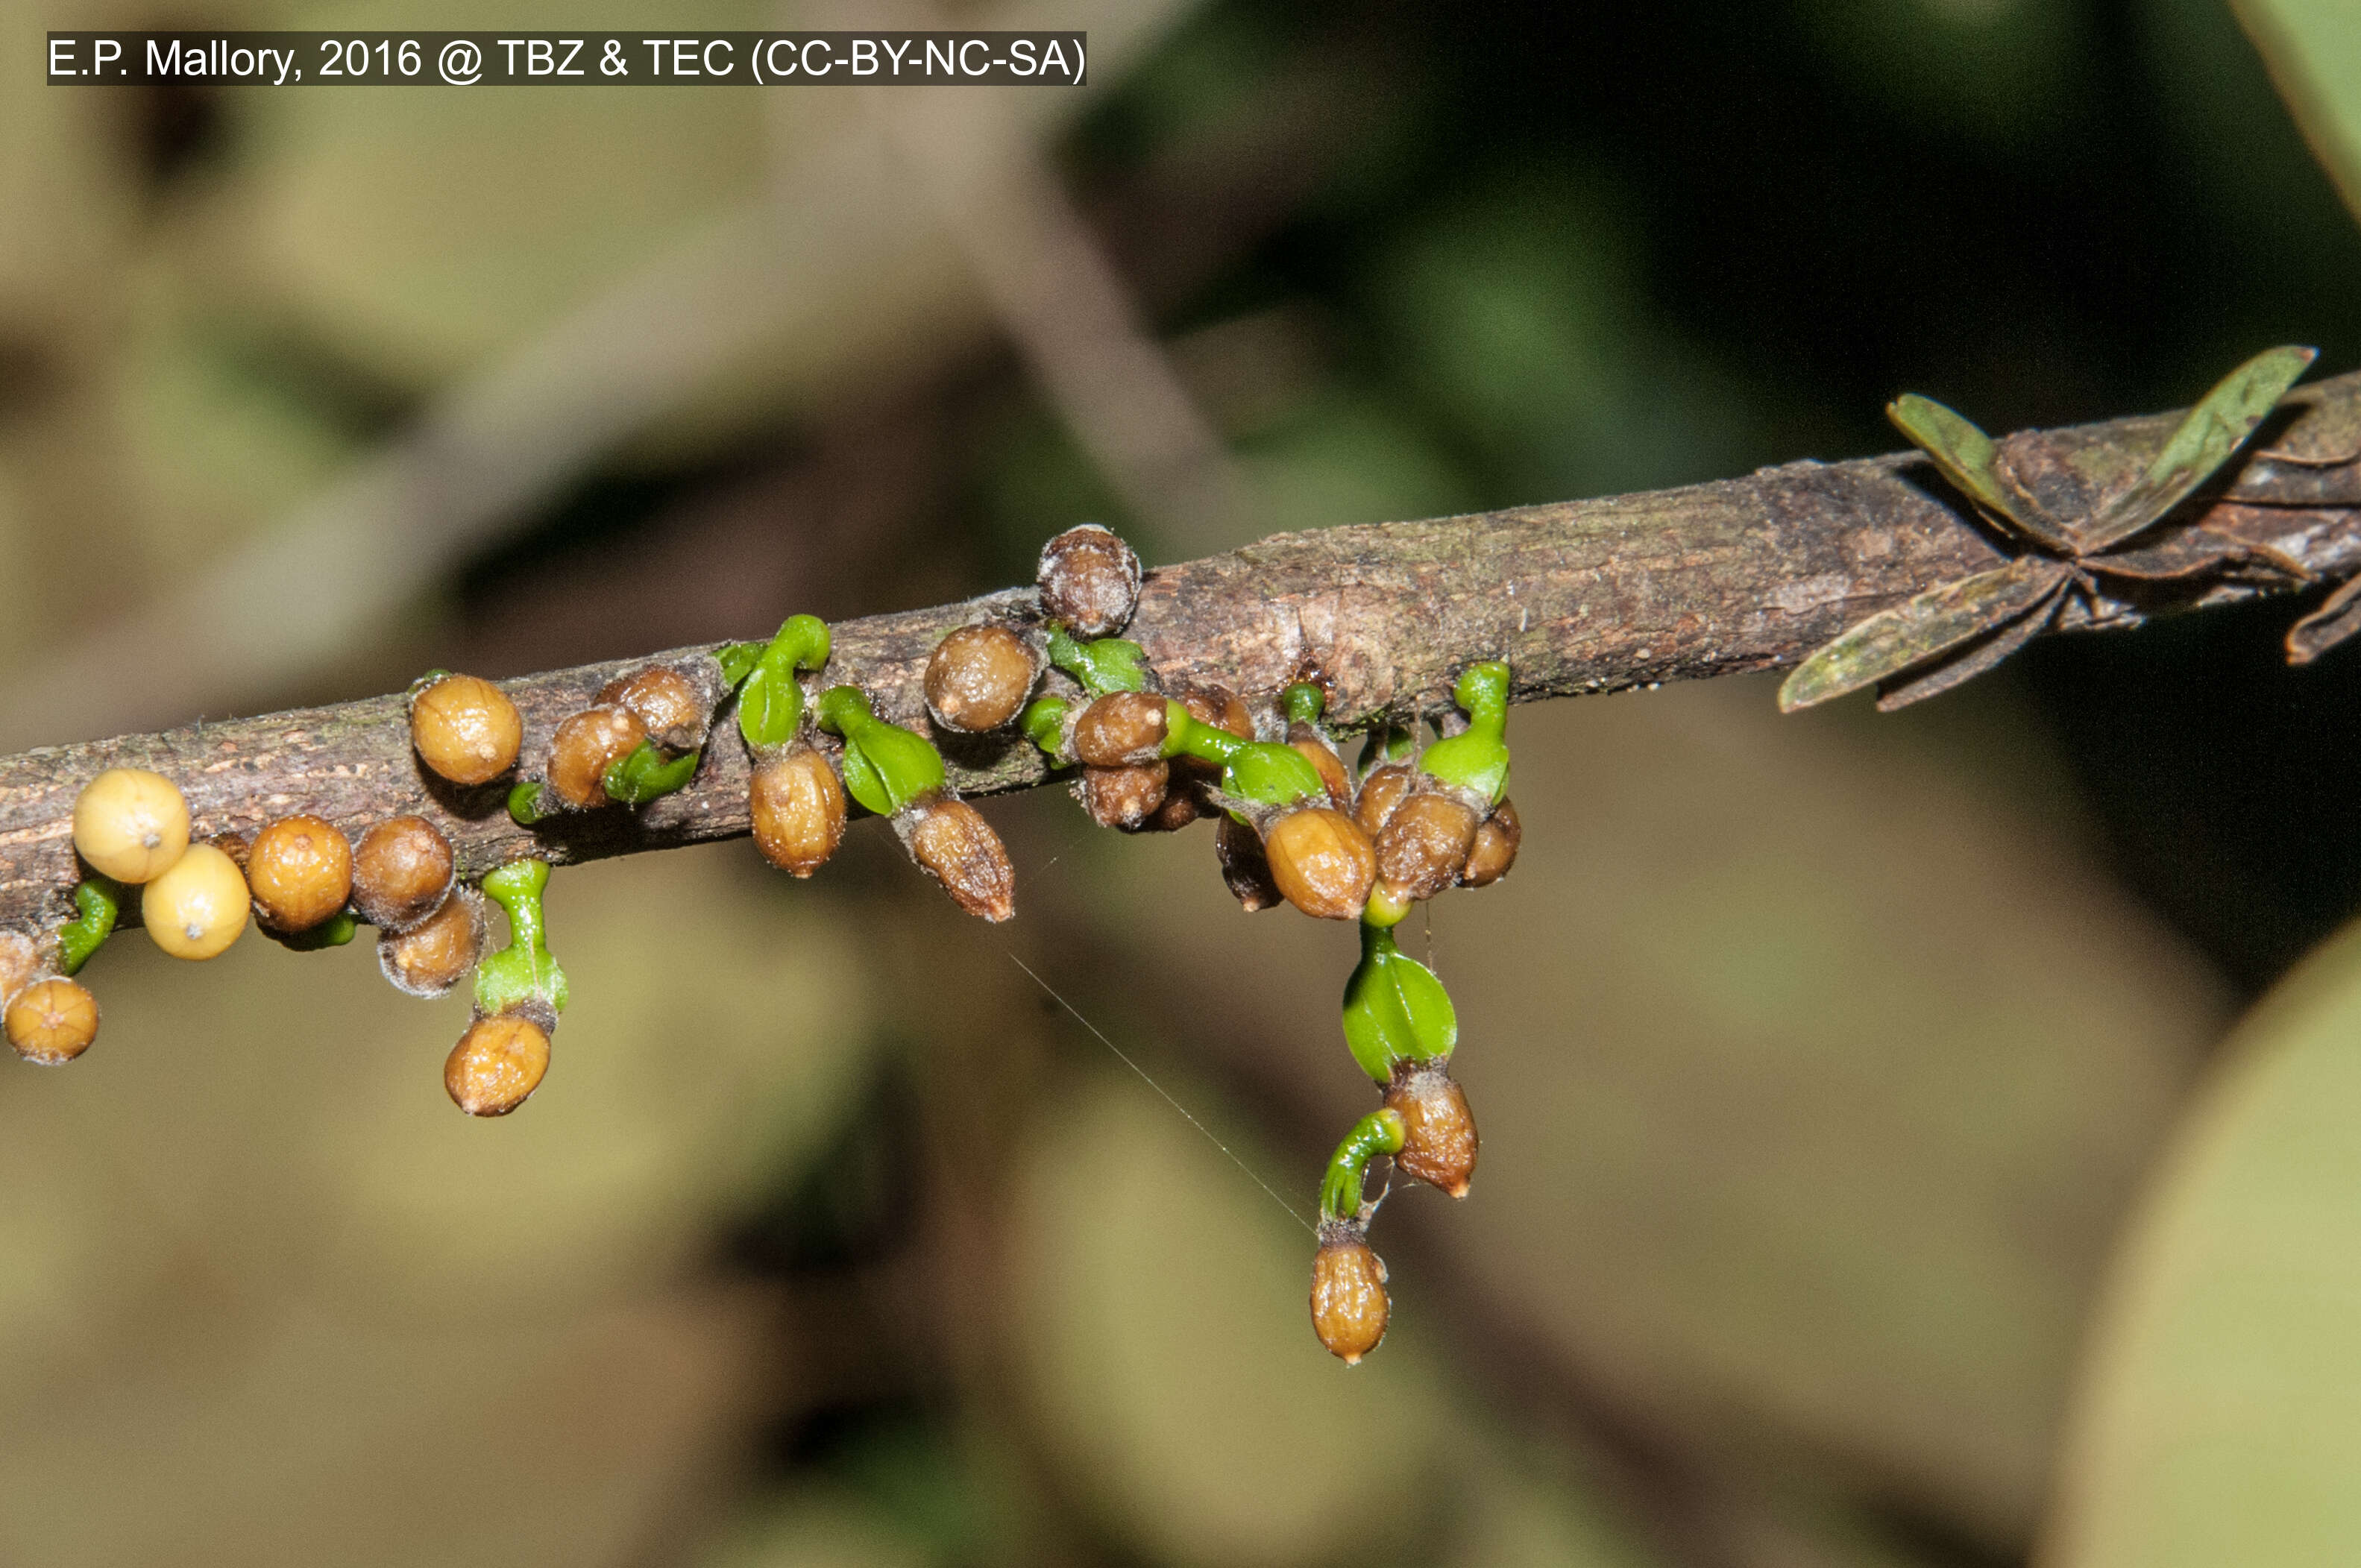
left=1777, top=557, right=2072, bottom=713
left=1875, top=578, right=2069, bottom=711
left=2079, top=345, right=2319, bottom=552
left=2286, top=576, right=2361, bottom=666
left=1888, top=394, right=2077, bottom=552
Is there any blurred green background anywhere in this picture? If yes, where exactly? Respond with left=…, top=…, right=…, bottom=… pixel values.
left=5, top=1, right=2361, bottom=1564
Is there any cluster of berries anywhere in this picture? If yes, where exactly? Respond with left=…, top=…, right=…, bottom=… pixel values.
left=921, top=525, right=1521, bottom=1364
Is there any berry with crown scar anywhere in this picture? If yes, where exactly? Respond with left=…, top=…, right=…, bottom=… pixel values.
left=380, top=887, right=486, bottom=999
left=820, top=685, right=1015, bottom=922
left=1037, top=523, right=1141, bottom=639
left=6, top=977, right=98, bottom=1065
left=352, top=816, right=455, bottom=932
left=750, top=746, right=848, bottom=877
left=925, top=623, right=1041, bottom=733
left=1310, top=1223, right=1390, bottom=1364
left=409, top=673, right=522, bottom=786
left=71, top=768, right=189, bottom=884
left=245, top=814, right=353, bottom=933
left=445, top=1013, right=550, bottom=1117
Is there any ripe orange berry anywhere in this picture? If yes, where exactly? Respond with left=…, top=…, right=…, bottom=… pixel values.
left=445, top=1013, right=552, bottom=1116
left=5, top=977, right=98, bottom=1065
left=547, top=705, right=646, bottom=809
left=410, top=674, right=523, bottom=786
left=352, top=816, right=456, bottom=932
left=749, top=748, right=848, bottom=877
left=1310, top=1226, right=1389, bottom=1364
left=72, top=767, right=189, bottom=884
left=142, top=843, right=249, bottom=960
left=925, top=623, right=1041, bottom=733
left=1459, top=799, right=1521, bottom=887
left=1261, top=807, right=1377, bottom=921
left=245, top=814, right=354, bottom=932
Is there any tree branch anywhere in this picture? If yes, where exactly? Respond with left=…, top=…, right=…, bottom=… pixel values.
left=5, top=371, right=2358, bottom=931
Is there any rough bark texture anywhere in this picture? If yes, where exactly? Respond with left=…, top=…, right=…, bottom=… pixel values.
left=4, top=371, right=2358, bottom=933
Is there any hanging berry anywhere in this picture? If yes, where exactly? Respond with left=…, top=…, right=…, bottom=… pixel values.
left=449, top=859, right=566, bottom=1116
left=818, top=684, right=1014, bottom=922
left=1310, top=1224, right=1391, bottom=1365
left=408, top=673, right=523, bottom=787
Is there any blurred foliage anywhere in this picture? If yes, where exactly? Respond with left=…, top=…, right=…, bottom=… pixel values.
left=4, top=0, right=2361, bottom=1566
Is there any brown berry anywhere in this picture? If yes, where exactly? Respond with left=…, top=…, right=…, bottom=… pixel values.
left=71, top=767, right=190, bottom=884
left=245, top=814, right=354, bottom=932
left=1289, top=722, right=1351, bottom=808
left=1070, top=691, right=1169, bottom=767
left=6, top=977, right=98, bottom=1065
left=0, top=932, right=42, bottom=1008
left=1037, top=523, right=1142, bottom=639
left=749, top=747, right=848, bottom=877
left=1375, top=793, right=1481, bottom=904
left=925, top=623, right=1041, bottom=733
left=352, top=816, right=456, bottom=932
left=1384, top=1063, right=1479, bottom=1198
left=898, top=797, right=1016, bottom=922
left=597, top=664, right=714, bottom=752
left=445, top=1013, right=552, bottom=1116
left=1215, top=814, right=1283, bottom=911
left=410, top=674, right=523, bottom=786
left=1262, top=807, right=1377, bottom=921
left=1459, top=799, right=1521, bottom=887
left=1081, top=762, right=1169, bottom=830
left=1310, top=1225, right=1389, bottom=1364
left=379, top=887, right=486, bottom=999
left=1353, top=762, right=1415, bottom=838
left=547, top=705, right=647, bottom=809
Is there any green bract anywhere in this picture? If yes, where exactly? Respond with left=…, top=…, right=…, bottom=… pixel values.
left=1020, top=696, right=1070, bottom=761
left=737, top=614, right=831, bottom=752
left=1319, top=1107, right=1406, bottom=1223
left=507, top=780, right=550, bottom=825
left=1418, top=661, right=1511, bottom=804
left=1159, top=702, right=1327, bottom=807
left=604, top=741, right=700, bottom=805
left=1046, top=626, right=1150, bottom=697
left=1340, top=922, right=1458, bottom=1083
left=280, top=909, right=358, bottom=951
left=817, top=686, right=946, bottom=816
left=56, top=876, right=121, bottom=976
left=1282, top=681, right=1326, bottom=727
left=474, top=859, right=568, bottom=1018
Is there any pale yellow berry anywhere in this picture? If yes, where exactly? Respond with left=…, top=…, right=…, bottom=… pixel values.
left=71, top=768, right=190, bottom=884
left=142, top=843, right=249, bottom=960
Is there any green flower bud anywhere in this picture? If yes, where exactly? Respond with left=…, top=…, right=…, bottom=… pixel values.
left=1418, top=661, right=1511, bottom=805
left=474, top=859, right=568, bottom=1019
left=817, top=686, right=946, bottom=816
left=1340, top=922, right=1457, bottom=1082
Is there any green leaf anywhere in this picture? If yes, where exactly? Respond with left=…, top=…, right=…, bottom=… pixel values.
left=1888, top=394, right=2076, bottom=552
left=1340, top=927, right=1459, bottom=1083
left=2078, top=346, right=2318, bottom=551
left=1776, top=558, right=2070, bottom=713
left=2047, top=915, right=2361, bottom=1567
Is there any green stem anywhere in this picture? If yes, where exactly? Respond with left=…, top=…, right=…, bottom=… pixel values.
left=1282, top=681, right=1326, bottom=728
left=474, top=859, right=568, bottom=1018
left=1319, top=1107, right=1407, bottom=1222
left=604, top=741, right=701, bottom=805
left=1418, top=660, right=1511, bottom=804
left=817, top=686, right=946, bottom=816
left=738, top=614, right=832, bottom=751
left=56, top=876, right=122, bottom=976
left=1157, top=702, right=1327, bottom=807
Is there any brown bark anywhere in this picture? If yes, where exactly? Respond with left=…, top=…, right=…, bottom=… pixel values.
left=4, top=371, right=2358, bottom=932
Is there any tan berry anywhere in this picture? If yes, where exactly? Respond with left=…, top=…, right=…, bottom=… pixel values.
left=1070, top=691, right=1169, bottom=767
left=245, top=814, right=354, bottom=932
left=1289, top=722, right=1351, bottom=808
left=1262, top=807, right=1377, bottom=921
left=71, top=767, right=189, bottom=884
left=142, top=843, right=248, bottom=960
left=1353, top=761, right=1415, bottom=838
left=547, top=704, right=647, bottom=808
left=410, top=674, right=523, bottom=786
left=445, top=1013, right=551, bottom=1116
left=1459, top=799, right=1521, bottom=887
left=379, top=887, right=486, bottom=999
left=1310, top=1226, right=1389, bottom=1364
left=352, top=816, right=456, bottom=932
left=899, top=798, right=1016, bottom=922
left=597, top=664, right=713, bottom=752
left=1080, top=762, right=1169, bottom=830
left=1375, top=793, right=1481, bottom=904
left=749, top=748, right=848, bottom=877
left=1216, top=814, right=1283, bottom=912
left=1037, top=523, right=1142, bottom=638
left=0, top=931, right=41, bottom=1008
left=1384, top=1064, right=1479, bottom=1198
left=925, top=623, right=1041, bottom=733
left=5, top=977, right=98, bottom=1065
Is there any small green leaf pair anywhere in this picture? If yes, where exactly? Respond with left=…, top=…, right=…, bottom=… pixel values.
left=474, top=859, right=568, bottom=1018
left=1339, top=922, right=1459, bottom=1083
left=1780, top=346, right=2318, bottom=713
left=817, top=687, right=946, bottom=816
